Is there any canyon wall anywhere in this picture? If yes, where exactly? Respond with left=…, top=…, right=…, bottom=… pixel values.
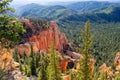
left=16, top=19, right=68, bottom=55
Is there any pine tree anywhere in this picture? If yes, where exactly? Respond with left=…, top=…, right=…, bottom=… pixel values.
left=98, top=71, right=107, bottom=80
left=37, top=53, right=49, bottom=80
left=16, top=45, right=49, bottom=77
left=0, top=0, right=14, bottom=13
left=75, top=21, right=94, bottom=80
left=47, top=42, right=62, bottom=80
left=29, top=44, right=37, bottom=75
left=0, top=0, right=26, bottom=47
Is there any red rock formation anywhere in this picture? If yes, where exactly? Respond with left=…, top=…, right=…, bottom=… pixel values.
left=15, top=42, right=39, bottom=56
left=0, top=45, right=19, bottom=70
left=16, top=19, right=82, bottom=72
left=59, top=59, right=73, bottom=72
left=61, top=59, right=95, bottom=80
left=99, top=63, right=108, bottom=71
left=99, top=63, right=113, bottom=77
left=90, top=58, right=96, bottom=75
left=65, top=50, right=83, bottom=59
left=114, top=52, right=120, bottom=70
left=16, top=19, right=68, bottom=55
left=63, top=75, right=70, bottom=80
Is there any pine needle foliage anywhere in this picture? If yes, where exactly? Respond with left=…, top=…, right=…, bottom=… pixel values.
left=47, top=42, right=62, bottom=80
left=37, top=53, right=49, bottom=80
left=0, top=0, right=14, bottom=13
left=13, top=45, right=49, bottom=78
left=29, top=18, right=49, bottom=30
left=97, top=71, right=107, bottom=80
left=113, top=73, right=120, bottom=80
left=14, top=45, right=39, bottom=76
left=0, top=0, right=26, bottom=48
left=75, top=21, right=94, bottom=80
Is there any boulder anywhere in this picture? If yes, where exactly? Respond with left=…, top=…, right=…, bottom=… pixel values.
left=65, top=50, right=83, bottom=59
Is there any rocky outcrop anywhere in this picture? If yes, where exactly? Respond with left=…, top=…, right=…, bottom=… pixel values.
left=99, top=63, right=113, bottom=78
left=114, top=52, right=120, bottom=70
left=16, top=19, right=68, bottom=55
left=15, top=19, right=97, bottom=74
left=0, top=45, right=19, bottom=70
left=90, top=58, right=96, bottom=75
left=65, top=50, right=83, bottom=59
left=59, top=59, right=76, bottom=72
left=63, top=75, right=70, bottom=80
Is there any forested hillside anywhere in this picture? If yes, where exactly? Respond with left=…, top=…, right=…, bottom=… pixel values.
left=1, top=0, right=120, bottom=80
left=14, top=3, right=76, bottom=20
left=66, top=1, right=120, bottom=12
left=13, top=1, right=120, bottom=66
left=59, top=22, right=120, bottom=66
left=14, top=1, right=120, bottom=22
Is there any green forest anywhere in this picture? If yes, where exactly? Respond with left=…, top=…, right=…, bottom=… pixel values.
left=0, top=0, right=120, bottom=80
left=59, top=22, right=120, bottom=67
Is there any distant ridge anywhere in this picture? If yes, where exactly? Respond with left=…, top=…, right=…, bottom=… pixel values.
left=14, top=3, right=76, bottom=20
left=13, top=1, right=120, bottom=23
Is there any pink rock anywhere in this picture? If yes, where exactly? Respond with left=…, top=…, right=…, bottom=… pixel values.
left=16, top=19, right=68, bottom=55
left=65, top=50, right=83, bottom=59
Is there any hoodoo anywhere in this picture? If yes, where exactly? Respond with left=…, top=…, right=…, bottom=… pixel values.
left=16, top=19, right=68, bottom=55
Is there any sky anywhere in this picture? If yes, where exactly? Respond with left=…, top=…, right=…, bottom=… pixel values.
left=11, top=0, right=119, bottom=7
left=12, top=0, right=119, bottom=4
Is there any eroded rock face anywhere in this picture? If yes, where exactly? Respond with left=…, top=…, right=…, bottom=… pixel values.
left=90, top=58, right=96, bottom=75
left=65, top=50, right=83, bottom=59
left=15, top=42, right=39, bottom=57
left=114, top=52, right=120, bottom=70
left=0, top=46, right=19, bottom=70
left=16, top=19, right=68, bottom=55
left=59, top=59, right=75, bottom=72
left=99, top=63, right=113, bottom=77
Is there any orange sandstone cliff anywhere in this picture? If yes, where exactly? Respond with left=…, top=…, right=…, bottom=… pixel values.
left=15, top=19, right=83, bottom=72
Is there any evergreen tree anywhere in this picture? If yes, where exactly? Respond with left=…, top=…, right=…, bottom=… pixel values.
left=47, top=42, right=62, bottom=80
left=0, top=0, right=14, bottom=13
left=75, top=21, right=94, bottom=80
left=0, top=0, right=26, bottom=47
left=98, top=71, right=107, bottom=80
left=37, top=53, right=49, bottom=80
left=29, top=44, right=37, bottom=75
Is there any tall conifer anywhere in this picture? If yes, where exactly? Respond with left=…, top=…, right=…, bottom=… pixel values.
left=75, top=21, right=94, bottom=80
left=47, top=42, right=62, bottom=80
